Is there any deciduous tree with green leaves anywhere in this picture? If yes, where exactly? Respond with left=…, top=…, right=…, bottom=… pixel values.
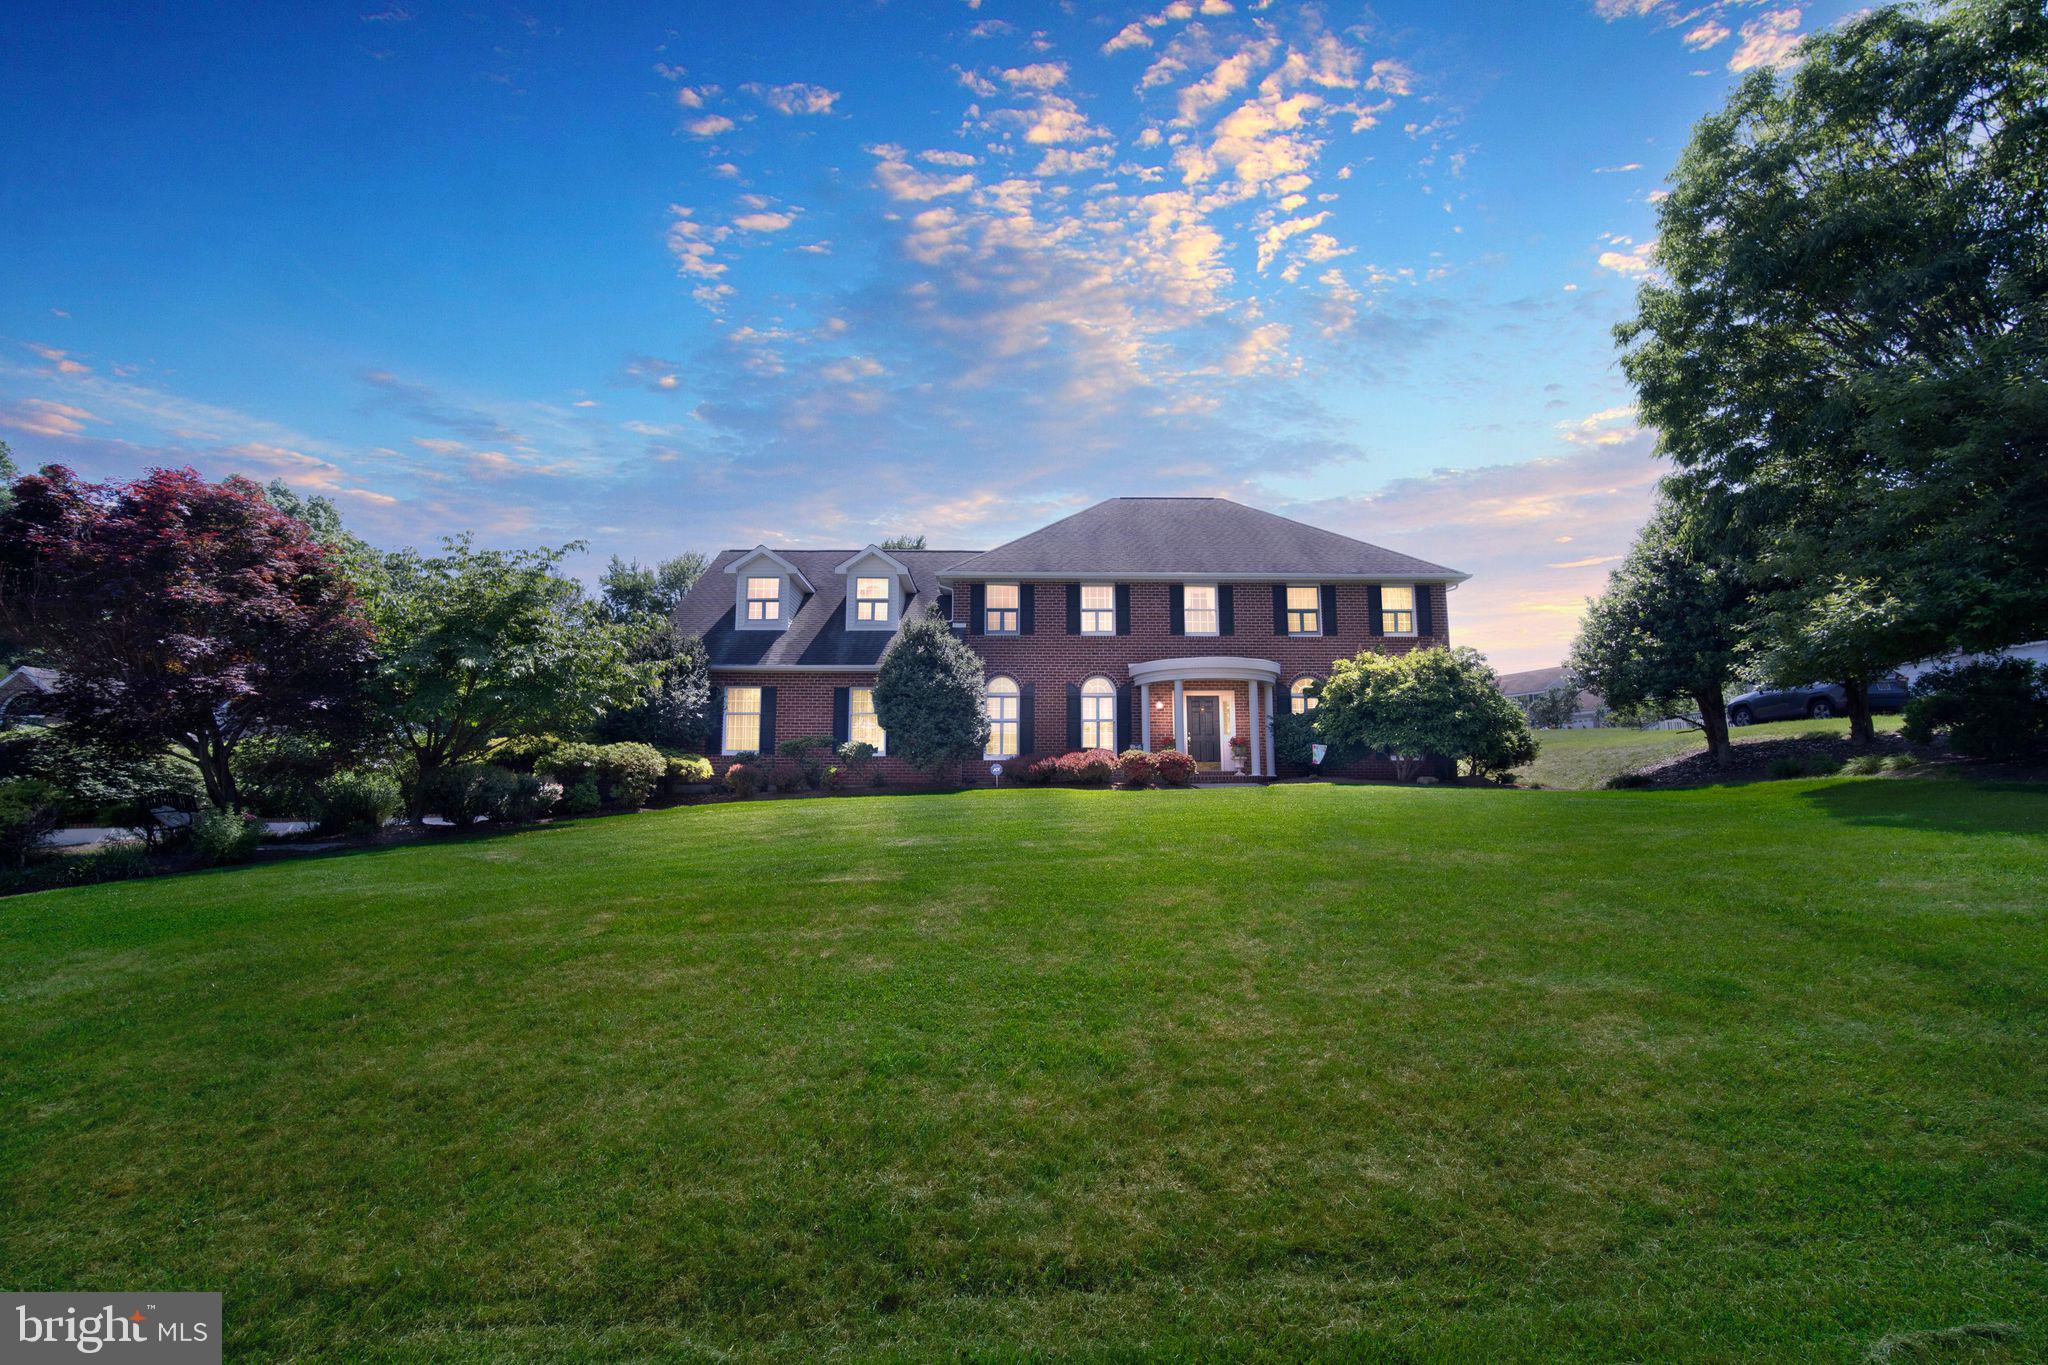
left=367, top=536, right=650, bottom=816
left=1568, top=495, right=1748, bottom=764
left=871, top=612, right=987, bottom=782
left=597, top=552, right=707, bottom=624
left=1617, top=0, right=2048, bottom=728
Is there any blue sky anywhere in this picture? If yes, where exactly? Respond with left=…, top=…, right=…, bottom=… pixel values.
left=1, top=0, right=1849, bottom=669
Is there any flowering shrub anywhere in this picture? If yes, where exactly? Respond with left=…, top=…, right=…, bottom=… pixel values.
left=724, top=763, right=763, bottom=798
left=1013, top=757, right=1057, bottom=785
left=822, top=764, right=848, bottom=791
left=1152, top=748, right=1196, bottom=787
left=1055, top=749, right=1117, bottom=785
left=1117, top=749, right=1156, bottom=787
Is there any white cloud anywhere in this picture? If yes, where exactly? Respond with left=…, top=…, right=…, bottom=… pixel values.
left=999, top=62, right=1068, bottom=90
left=1592, top=162, right=1642, bottom=174
left=1035, top=144, right=1113, bottom=176
left=1222, top=321, right=1292, bottom=375
left=1729, top=8, right=1802, bottom=71
left=1254, top=210, right=1329, bottom=271
left=684, top=114, right=735, bottom=138
left=920, top=149, right=980, bottom=167
left=744, top=81, right=840, bottom=115
left=0, top=397, right=101, bottom=438
left=870, top=143, right=977, bottom=200
left=1684, top=20, right=1730, bottom=49
left=733, top=211, right=795, bottom=232
left=1595, top=235, right=1657, bottom=276
left=1555, top=405, right=1642, bottom=446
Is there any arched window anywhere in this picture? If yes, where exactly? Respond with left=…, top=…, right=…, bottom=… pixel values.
left=1290, top=677, right=1320, bottom=715
left=985, top=676, right=1020, bottom=758
left=1080, top=675, right=1117, bottom=751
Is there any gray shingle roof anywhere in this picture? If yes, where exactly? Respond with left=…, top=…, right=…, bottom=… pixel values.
left=671, top=548, right=982, bottom=669
left=936, top=498, right=1464, bottom=580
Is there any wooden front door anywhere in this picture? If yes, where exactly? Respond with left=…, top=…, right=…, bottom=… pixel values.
left=1185, top=695, right=1221, bottom=765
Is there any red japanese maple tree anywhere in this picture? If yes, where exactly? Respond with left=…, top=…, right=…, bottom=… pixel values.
left=0, top=466, right=375, bottom=810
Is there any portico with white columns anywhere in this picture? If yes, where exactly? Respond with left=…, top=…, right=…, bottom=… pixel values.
left=1128, top=656, right=1282, bottom=777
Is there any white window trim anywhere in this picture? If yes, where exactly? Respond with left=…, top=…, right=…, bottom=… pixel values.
left=1286, top=583, right=1323, bottom=637
left=722, top=685, right=763, bottom=755
left=1182, top=582, right=1220, bottom=637
left=984, top=583, right=1022, bottom=636
left=739, top=574, right=788, bottom=631
left=1380, top=583, right=1418, bottom=637
left=850, top=574, right=895, bottom=630
left=1079, top=583, right=1116, bottom=636
left=849, top=685, right=886, bottom=755
left=1290, top=678, right=1320, bottom=715
left=1080, top=676, right=1117, bottom=751
left=985, top=676, right=1021, bottom=758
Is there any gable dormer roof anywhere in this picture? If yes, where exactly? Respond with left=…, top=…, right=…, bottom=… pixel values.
left=723, top=545, right=816, bottom=594
left=674, top=547, right=983, bottom=669
left=833, top=545, right=914, bottom=578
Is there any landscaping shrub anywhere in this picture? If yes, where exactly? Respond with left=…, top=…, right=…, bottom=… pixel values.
left=189, top=807, right=263, bottom=866
left=498, top=774, right=551, bottom=824
left=872, top=613, right=990, bottom=781
left=1152, top=749, right=1196, bottom=787
left=0, top=777, right=65, bottom=869
left=313, top=770, right=403, bottom=835
left=1272, top=710, right=1316, bottom=769
left=232, top=734, right=337, bottom=818
left=778, top=735, right=837, bottom=791
left=1903, top=658, right=2048, bottom=760
left=822, top=765, right=848, bottom=792
left=419, top=763, right=518, bottom=827
left=536, top=742, right=603, bottom=790
left=1768, top=753, right=1836, bottom=780
left=666, top=753, right=715, bottom=786
left=489, top=734, right=566, bottom=773
left=559, top=774, right=601, bottom=815
left=1054, top=749, right=1116, bottom=786
left=1882, top=754, right=1917, bottom=773
left=596, top=742, right=665, bottom=808
left=724, top=763, right=763, bottom=798
left=1841, top=753, right=1885, bottom=776
left=1117, top=749, right=1156, bottom=787
left=1604, top=771, right=1653, bottom=789
left=837, top=740, right=883, bottom=787
left=0, top=840, right=154, bottom=896
left=1013, top=757, right=1057, bottom=785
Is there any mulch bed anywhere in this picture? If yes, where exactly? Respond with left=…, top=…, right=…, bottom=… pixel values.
left=1631, top=730, right=1923, bottom=789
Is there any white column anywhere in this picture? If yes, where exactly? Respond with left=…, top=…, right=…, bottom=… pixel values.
left=1250, top=681, right=1263, bottom=776
left=1139, top=682, right=1151, bottom=751
left=1172, top=679, right=1185, bottom=752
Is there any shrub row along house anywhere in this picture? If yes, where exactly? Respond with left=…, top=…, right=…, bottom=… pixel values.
left=670, top=497, right=1466, bottom=782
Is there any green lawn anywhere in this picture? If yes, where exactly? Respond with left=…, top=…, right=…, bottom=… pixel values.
left=1518, top=713, right=1907, bottom=790
left=3, top=781, right=2044, bottom=1361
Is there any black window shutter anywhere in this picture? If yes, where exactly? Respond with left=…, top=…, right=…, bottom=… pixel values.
left=1367, top=584, right=1384, bottom=637
left=1018, top=683, right=1035, bottom=755
left=759, top=686, right=778, bottom=752
left=1169, top=583, right=1186, bottom=636
left=1319, top=584, right=1338, bottom=634
left=969, top=583, right=985, bottom=635
left=1020, top=585, right=1035, bottom=635
left=708, top=686, right=726, bottom=751
left=1218, top=584, right=1235, bottom=635
left=1066, top=583, right=1082, bottom=634
left=1066, top=683, right=1082, bottom=750
left=1416, top=583, right=1434, bottom=637
left=1272, top=584, right=1288, bottom=634
left=832, top=686, right=851, bottom=744
left=1116, top=683, right=1132, bottom=753
left=1114, top=583, right=1131, bottom=635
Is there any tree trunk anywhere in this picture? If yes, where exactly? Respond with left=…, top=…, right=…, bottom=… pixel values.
left=185, top=729, right=239, bottom=811
left=1695, top=688, right=1733, bottom=766
left=1843, top=678, right=1876, bottom=745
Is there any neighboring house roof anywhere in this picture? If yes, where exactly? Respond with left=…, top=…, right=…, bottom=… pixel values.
left=672, top=548, right=982, bottom=669
left=936, top=497, right=1466, bottom=582
left=2, top=666, right=59, bottom=692
left=1496, top=664, right=1601, bottom=713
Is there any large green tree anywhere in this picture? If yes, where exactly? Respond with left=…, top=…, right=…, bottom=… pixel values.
left=1568, top=495, right=1748, bottom=764
left=872, top=612, right=988, bottom=781
left=1618, top=0, right=2047, bottom=737
left=597, top=552, right=707, bottom=624
left=367, top=537, right=649, bottom=816
left=1314, top=646, right=1537, bottom=782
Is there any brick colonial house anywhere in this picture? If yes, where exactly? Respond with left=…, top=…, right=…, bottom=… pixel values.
left=671, top=497, right=1467, bottom=781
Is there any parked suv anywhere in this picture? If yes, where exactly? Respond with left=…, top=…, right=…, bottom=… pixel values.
left=1725, top=674, right=1911, bottom=725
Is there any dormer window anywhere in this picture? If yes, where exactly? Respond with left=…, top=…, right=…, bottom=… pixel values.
left=745, top=576, right=781, bottom=622
left=855, top=577, right=891, bottom=623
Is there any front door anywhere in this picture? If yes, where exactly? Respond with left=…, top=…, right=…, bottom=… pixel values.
left=1185, top=695, right=1221, bottom=765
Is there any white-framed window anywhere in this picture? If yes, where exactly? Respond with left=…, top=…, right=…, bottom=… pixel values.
left=1080, top=583, right=1116, bottom=635
left=1290, top=678, right=1319, bottom=715
left=1286, top=584, right=1321, bottom=635
left=1183, top=583, right=1218, bottom=636
left=849, top=685, right=885, bottom=754
left=985, top=676, right=1020, bottom=757
left=985, top=583, right=1020, bottom=634
left=723, top=684, right=762, bottom=753
left=1081, top=675, right=1117, bottom=750
left=745, top=576, right=781, bottom=622
left=1380, top=584, right=1416, bottom=635
left=855, top=576, right=891, bottom=623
